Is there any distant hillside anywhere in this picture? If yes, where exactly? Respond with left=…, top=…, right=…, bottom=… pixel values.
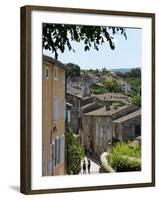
left=112, top=68, right=133, bottom=73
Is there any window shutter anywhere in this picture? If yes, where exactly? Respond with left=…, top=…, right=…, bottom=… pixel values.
left=60, top=136, right=62, bottom=163
left=63, top=135, right=65, bottom=162
left=53, top=96, right=58, bottom=123
left=58, top=138, right=60, bottom=164
left=67, top=110, right=70, bottom=123
left=51, top=141, right=55, bottom=173
left=54, top=67, right=58, bottom=80
left=63, top=99, right=66, bottom=121
left=55, top=139, right=58, bottom=166
left=45, top=67, right=49, bottom=79
left=60, top=135, right=65, bottom=163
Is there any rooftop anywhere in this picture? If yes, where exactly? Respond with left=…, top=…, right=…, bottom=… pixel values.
left=43, top=55, right=66, bottom=70
left=93, top=93, right=129, bottom=99
left=70, top=74, right=99, bottom=83
left=66, top=91, right=84, bottom=99
left=81, top=102, right=97, bottom=110
left=92, top=93, right=131, bottom=105
left=112, top=109, right=141, bottom=123
left=83, top=105, right=133, bottom=117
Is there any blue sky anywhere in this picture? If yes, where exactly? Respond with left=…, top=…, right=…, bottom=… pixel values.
left=43, top=28, right=142, bottom=70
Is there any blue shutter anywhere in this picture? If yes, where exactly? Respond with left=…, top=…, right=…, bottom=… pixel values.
left=55, top=139, right=58, bottom=166
left=51, top=141, right=55, bottom=173
left=58, top=138, right=60, bottom=164
left=60, top=136, right=62, bottom=163
left=62, top=135, right=65, bottom=162
left=53, top=96, right=58, bottom=123
left=60, top=135, right=65, bottom=163
left=63, top=99, right=66, bottom=121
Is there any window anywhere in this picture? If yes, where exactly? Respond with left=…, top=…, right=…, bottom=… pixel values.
left=51, top=141, right=55, bottom=175
left=67, top=110, right=70, bottom=123
left=44, top=66, right=49, bottom=79
left=55, top=138, right=58, bottom=166
left=135, top=124, right=141, bottom=137
left=62, top=99, right=66, bottom=121
left=54, top=66, right=58, bottom=80
left=53, top=96, right=58, bottom=123
left=53, top=136, right=65, bottom=167
left=58, top=138, right=60, bottom=164
left=60, top=135, right=65, bottom=163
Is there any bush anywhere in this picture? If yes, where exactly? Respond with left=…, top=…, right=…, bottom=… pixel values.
left=132, top=95, right=141, bottom=106
left=66, top=129, right=85, bottom=175
left=108, top=143, right=141, bottom=172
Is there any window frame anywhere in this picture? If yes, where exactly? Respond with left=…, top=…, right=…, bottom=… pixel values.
left=54, top=66, right=58, bottom=80
left=45, top=66, right=49, bottom=80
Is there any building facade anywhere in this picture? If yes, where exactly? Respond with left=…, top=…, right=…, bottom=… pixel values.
left=82, top=114, right=112, bottom=156
left=112, top=109, right=141, bottom=142
left=82, top=105, right=140, bottom=157
left=42, top=56, right=66, bottom=176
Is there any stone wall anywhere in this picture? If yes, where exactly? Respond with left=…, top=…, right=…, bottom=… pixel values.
left=112, top=115, right=141, bottom=142
left=82, top=115, right=112, bottom=156
left=122, top=116, right=141, bottom=142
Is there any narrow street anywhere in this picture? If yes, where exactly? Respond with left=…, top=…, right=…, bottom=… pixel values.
left=79, top=156, right=100, bottom=175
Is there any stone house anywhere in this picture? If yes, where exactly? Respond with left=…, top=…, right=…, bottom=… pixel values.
left=118, top=79, right=131, bottom=94
left=82, top=105, right=139, bottom=156
left=112, top=109, right=141, bottom=142
left=66, top=92, right=104, bottom=134
left=93, top=93, right=132, bottom=105
left=42, top=56, right=66, bottom=176
left=67, top=74, right=100, bottom=97
left=66, top=92, right=133, bottom=135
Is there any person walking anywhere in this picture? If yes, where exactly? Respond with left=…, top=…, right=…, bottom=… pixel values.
left=82, top=160, right=86, bottom=174
left=87, top=159, right=91, bottom=174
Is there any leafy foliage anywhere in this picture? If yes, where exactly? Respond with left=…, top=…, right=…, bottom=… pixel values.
left=116, top=68, right=141, bottom=79
left=109, top=155, right=141, bottom=172
left=132, top=95, right=141, bottom=106
left=112, top=102, right=121, bottom=110
left=105, top=79, right=122, bottom=93
left=43, top=24, right=127, bottom=59
left=128, top=78, right=141, bottom=95
left=126, top=68, right=141, bottom=78
left=66, top=63, right=80, bottom=78
left=108, top=143, right=141, bottom=172
left=66, top=130, right=85, bottom=175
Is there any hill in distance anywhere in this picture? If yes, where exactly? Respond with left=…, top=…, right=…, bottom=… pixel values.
left=112, top=68, right=135, bottom=73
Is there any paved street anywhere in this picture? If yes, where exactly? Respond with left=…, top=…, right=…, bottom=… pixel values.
left=80, top=156, right=100, bottom=175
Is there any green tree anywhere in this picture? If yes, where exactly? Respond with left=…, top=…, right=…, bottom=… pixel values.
left=132, top=95, right=141, bottom=106
left=66, top=63, right=80, bottom=78
left=126, top=68, right=141, bottom=78
left=66, top=130, right=85, bottom=175
left=105, top=79, right=122, bottom=93
left=128, top=78, right=141, bottom=96
left=101, top=67, right=108, bottom=75
left=43, top=24, right=127, bottom=59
